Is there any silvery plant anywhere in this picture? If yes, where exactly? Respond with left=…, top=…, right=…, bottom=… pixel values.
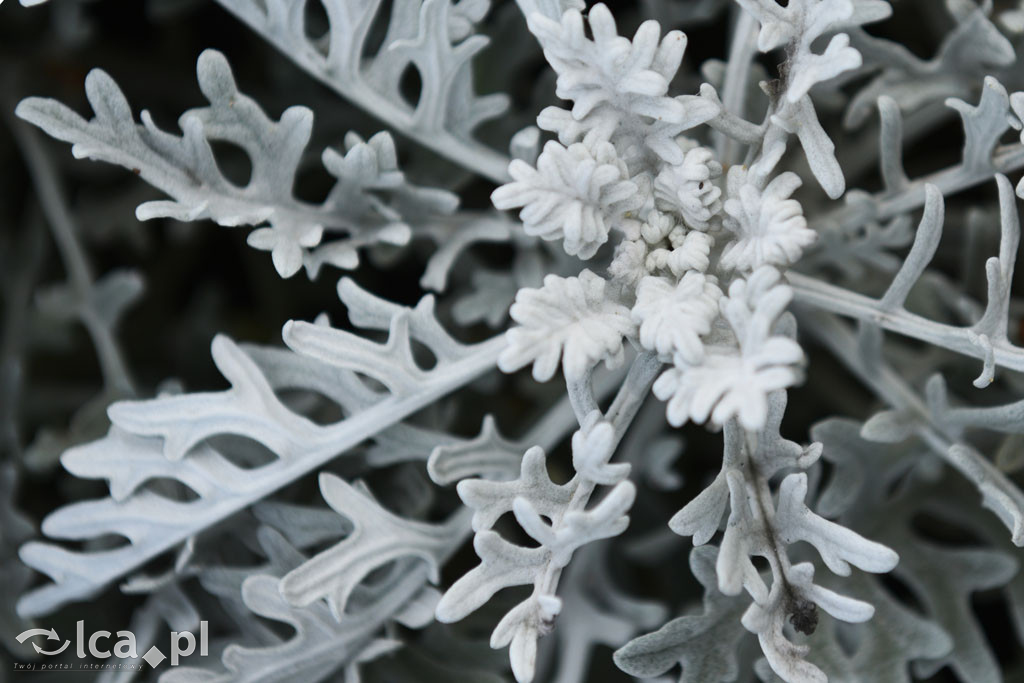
left=2, top=0, right=1024, bottom=681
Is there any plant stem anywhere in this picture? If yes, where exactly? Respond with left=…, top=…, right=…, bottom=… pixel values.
left=816, top=143, right=1024, bottom=231
left=800, top=310, right=1024, bottom=545
left=9, top=117, right=136, bottom=397
left=717, top=9, right=759, bottom=167
left=788, top=271, right=1024, bottom=374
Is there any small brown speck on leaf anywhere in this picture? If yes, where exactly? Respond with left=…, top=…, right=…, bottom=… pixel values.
left=788, top=598, right=819, bottom=635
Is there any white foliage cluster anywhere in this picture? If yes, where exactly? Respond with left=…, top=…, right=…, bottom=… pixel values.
left=16, top=50, right=458, bottom=279
left=529, top=4, right=718, bottom=163
left=14, top=278, right=503, bottom=619
left=213, top=0, right=512, bottom=181
left=437, top=413, right=634, bottom=682
left=10, top=1, right=1024, bottom=683
left=733, top=0, right=888, bottom=199
left=163, top=488, right=456, bottom=682
left=463, top=1, right=908, bottom=681
left=494, top=1, right=823, bottom=436
left=653, top=268, right=805, bottom=431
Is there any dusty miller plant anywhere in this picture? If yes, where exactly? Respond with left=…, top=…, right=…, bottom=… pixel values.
left=2, top=0, right=1024, bottom=681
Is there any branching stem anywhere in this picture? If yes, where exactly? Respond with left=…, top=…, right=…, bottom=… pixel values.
left=534, top=351, right=661, bottom=622
left=9, top=117, right=136, bottom=397
left=817, top=142, right=1024, bottom=230
left=788, top=271, right=1024, bottom=374
left=800, top=310, right=1024, bottom=544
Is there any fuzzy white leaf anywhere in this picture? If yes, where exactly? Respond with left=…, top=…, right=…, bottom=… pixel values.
left=500, top=270, right=635, bottom=381
left=18, top=284, right=503, bottom=618
left=654, top=268, right=804, bottom=431
left=721, top=170, right=815, bottom=272
left=527, top=4, right=718, bottom=162
left=213, top=0, right=510, bottom=181
left=775, top=473, right=899, bottom=576
left=492, top=140, right=640, bottom=259
left=614, top=546, right=748, bottom=681
left=279, top=474, right=468, bottom=617
left=631, top=273, right=722, bottom=362
left=16, top=51, right=456, bottom=278
left=653, top=145, right=723, bottom=230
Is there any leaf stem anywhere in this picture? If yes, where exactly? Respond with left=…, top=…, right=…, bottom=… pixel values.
left=817, top=142, right=1024, bottom=231
left=788, top=271, right=1024, bottom=373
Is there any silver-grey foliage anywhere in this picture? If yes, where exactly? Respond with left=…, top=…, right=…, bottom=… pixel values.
left=4, top=0, right=1024, bottom=682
